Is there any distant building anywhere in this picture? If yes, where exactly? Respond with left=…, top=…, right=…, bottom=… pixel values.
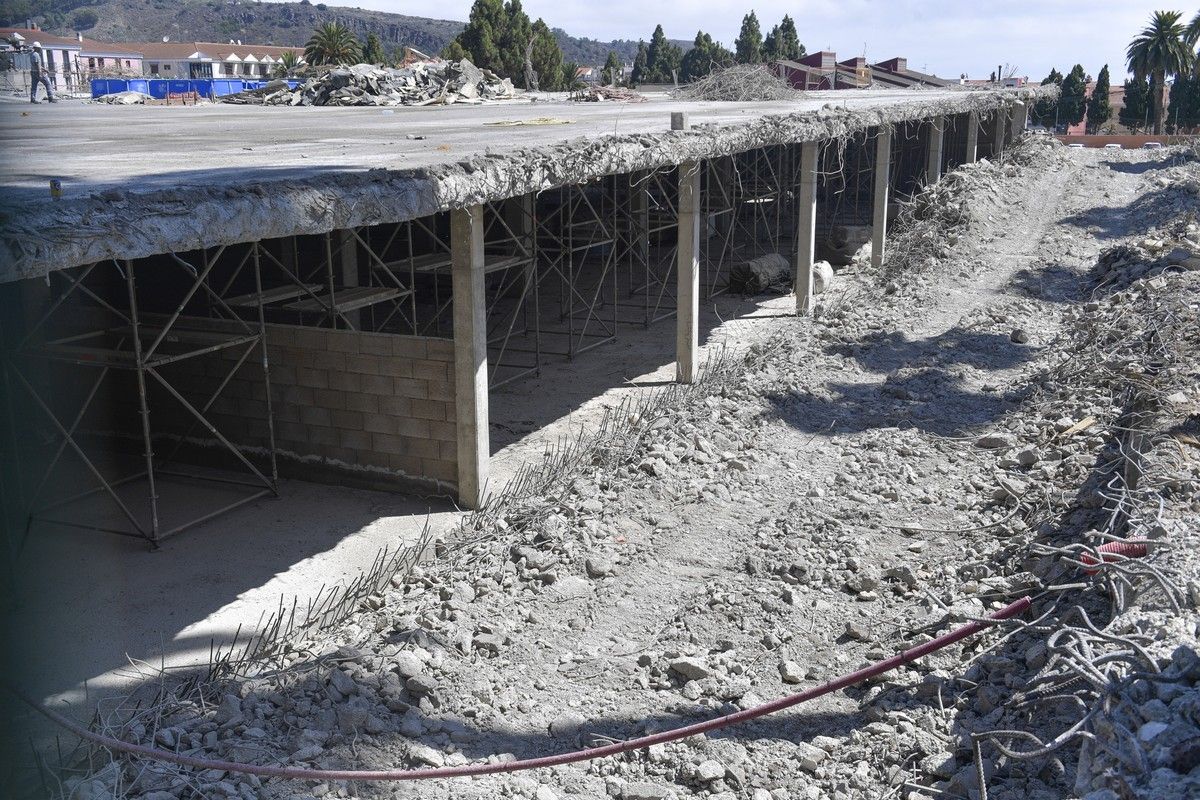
left=128, top=40, right=304, bottom=79
left=1, top=24, right=143, bottom=89
left=0, top=26, right=81, bottom=90
left=772, top=52, right=951, bottom=90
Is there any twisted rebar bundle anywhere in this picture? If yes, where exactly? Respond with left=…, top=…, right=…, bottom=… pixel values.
left=673, top=65, right=802, bottom=102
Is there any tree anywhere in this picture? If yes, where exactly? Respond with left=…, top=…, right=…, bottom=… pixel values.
left=630, top=40, right=648, bottom=86
left=442, top=40, right=469, bottom=61
left=71, top=9, right=98, bottom=30
left=1126, top=10, right=1193, bottom=133
left=776, top=14, right=803, bottom=61
left=762, top=25, right=780, bottom=62
left=528, top=19, right=564, bottom=90
left=1167, top=73, right=1200, bottom=131
left=273, top=50, right=300, bottom=78
left=304, top=22, right=361, bottom=66
left=1058, top=64, right=1088, bottom=128
left=603, top=50, right=622, bottom=85
left=1119, top=77, right=1151, bottom=133
left=1085, top=64, right=1112, bottom=133
left=681, top=31, right=733, bottom=82
left=1030, top=68, right=1062, bottom=128
left=645, top=24, right=682, bottom=83
left=734, top=11, right=762, bottom=64
left=362, top=33, right=385, bottom=65
left=456, top=0, right=505, bottom=73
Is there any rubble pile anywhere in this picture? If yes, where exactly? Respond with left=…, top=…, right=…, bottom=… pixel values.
left=571, top=85, right=646, bottom=103
left=221, top=59, right=517, bottom=107
left=883, top=135, right=1071, bottom=279
left=674, top=65, right=801, bottom=102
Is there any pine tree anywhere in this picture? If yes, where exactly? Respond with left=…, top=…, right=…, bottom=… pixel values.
left=681, top=31, right=732, bottom=82
left=1030, top=68, right=1062, bottom=128
left=1058, top=64, right=1088, bottom=128
left=762, top=25, right=780, bottom=62
left=363, top=33, right=385, bottom=65
left=645, top=24, right=682, bottom=83
left=777, top=14, right=802, bottom=60
left=442, top=40, right=469, bottom=62
left=456, top=0, right=505, bottom=73
left=1085, top=65, right=1112, bottom=133
left=630, top=40, right=648, bottom=86
left=603, top=50, right=622, bottom=85
left=734, top=11, right=763, bottom=64
left=1167, top=74, right=1200, bottom=132
left=1119, top=77, right=1151, bottom=133
left=528, top=18, right=564, bottom=90
left=497, top=0, right=533, bottom=83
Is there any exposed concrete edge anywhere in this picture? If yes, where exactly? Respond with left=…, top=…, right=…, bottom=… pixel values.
left=0, top=87, right=1049, bottom=283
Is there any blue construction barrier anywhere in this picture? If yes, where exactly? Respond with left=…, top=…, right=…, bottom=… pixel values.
left=90, top=78, right=127, bottom=98
left=126, top=78, right=149, bottom=94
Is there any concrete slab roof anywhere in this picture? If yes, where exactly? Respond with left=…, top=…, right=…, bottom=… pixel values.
left=0, top=86, right=1044, bottom=283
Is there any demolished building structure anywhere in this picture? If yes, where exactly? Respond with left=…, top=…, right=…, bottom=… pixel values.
left=0, top=86, right=1041, bottom=547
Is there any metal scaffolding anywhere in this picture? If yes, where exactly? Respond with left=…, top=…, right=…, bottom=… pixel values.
left=4, top=251, right=279, bottom=547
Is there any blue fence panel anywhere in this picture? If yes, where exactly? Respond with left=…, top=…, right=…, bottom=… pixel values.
left=126, top=79, right=149, bottom=95
left=90, top=78, right=127, bottom=98
left=147, top=79, right=169, bottom=99
left=168, top=80, right=191, bottom=95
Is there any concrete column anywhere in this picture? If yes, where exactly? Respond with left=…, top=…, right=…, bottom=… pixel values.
left=871, top=126, right=892, bottom=270
left=676, top=161, right=701, bottom=384
left=1009, top=101, right=1028, bottom=141
left=992, top=109, right=1006, bottom=157
left=794, top=141, right=819, bottom=315
left=336, top=230, right=360, bottom=328
left=451, top=205, right=489, bottom=509
left=965, top=111, right=979, bottom=164
left=925, top=116, right=945, bottom=185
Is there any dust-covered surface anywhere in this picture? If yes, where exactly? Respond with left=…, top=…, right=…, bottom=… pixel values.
left=21, top=139, right=1200, bottom=800
left=0, top=87, right=1047, bottom=284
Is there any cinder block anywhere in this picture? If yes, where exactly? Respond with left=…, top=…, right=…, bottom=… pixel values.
left=344, top=393, right=379, bottom=414
left=372, top=433, right=407, bottom=455
left=358, top=334, right=393, bottom=356
left=389, top=453, right=423, bottom=475
left=312, top=350, right=346, bottom=371
left=363, top=413, right=397, bottom=435
left=292, top=327, right=328, bottom=350
left=391, top=337, right=428, bottom=360
left=300, top=406, right=332, bottom=427
left=307, top=426, right=339, bottom=447
left=396, top=417, right=431, bottom=439
left=340, top=428, right=372, bottom=451
left=378, top=395, right=412, bottom=417
left=404, top=436, right=440, bottom=459
left=296, top=367, right=329, bottom=389
left=412, top=361, right=448, bottom=382
left=357, top=449, right=391, bottom=469
left=421, top=459, right=457, bottom=483
left=426, top=339, right=454, bottom=362
left=328, top=371, right=362, bottom=393
left=281, top=385, right=314, bottom=406
left=331, top=409, right=364, bottom=430
left=277, top=421, right=308, bottom=442
left=376, top=356, right=413, bottom=379
left=439, top=440, right=457, bottom=462
left=410, top=398, right=447, bottom=421
left=313, top=389, right=347, bottom=411
left=393, top=377, right=430, bottom=400
left=326, top=332, right=360, bottom=354
left=425, top=380, right=453, bottom=402
left=429, top=420, right=456, bottom=442
left=361, top=374, right=393, bottom=395
left=264, top=324, right=295, bottom=346
left=345, top=354, right=382, bottom=375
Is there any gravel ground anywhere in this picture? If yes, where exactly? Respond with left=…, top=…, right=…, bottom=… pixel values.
left=48, top=139, right=1200, bottom=800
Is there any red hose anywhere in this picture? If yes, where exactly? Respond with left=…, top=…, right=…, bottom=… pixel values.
left=1080, top=540, right=1149, bottom=575
left=6, top=596, right=1031, bottom=782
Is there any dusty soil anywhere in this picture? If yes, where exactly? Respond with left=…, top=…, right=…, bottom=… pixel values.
left=44, top=140, right=1200, bottom=800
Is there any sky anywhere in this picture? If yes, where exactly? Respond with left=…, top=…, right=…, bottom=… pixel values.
left=315, top=0, right=1179, bottom=81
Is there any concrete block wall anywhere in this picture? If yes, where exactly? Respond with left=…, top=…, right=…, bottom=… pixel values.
left=158, top=318, right=457, bottom=490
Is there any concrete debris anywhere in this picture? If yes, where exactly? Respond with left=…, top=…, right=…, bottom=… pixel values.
left=572, top=85, right=646, bottom=103
left=732, top=253, right=790, bottom=293
left=221, top=59, right=516, bottom=107
left=93, top=90, right=153, bottom=105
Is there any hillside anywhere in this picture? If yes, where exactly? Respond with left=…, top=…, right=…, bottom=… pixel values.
left=0, top=0, right=690, bottom=65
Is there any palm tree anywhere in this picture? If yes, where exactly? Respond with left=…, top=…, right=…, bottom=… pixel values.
left=1126, top=10, right=1193, bottom=134
left=1188, top=11, right=1200, bottom=74
left=273, top=50, right=301, bottom=78
left=305, top=22, right=362, bottom=66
